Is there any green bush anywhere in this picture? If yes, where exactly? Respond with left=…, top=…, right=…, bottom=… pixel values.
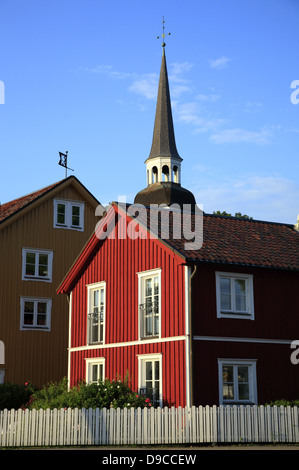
left=0, top=382, right=36, bottom=410
left=27, top=377, right=152, bottom=410
left=265, top=399, right=299, bottom=407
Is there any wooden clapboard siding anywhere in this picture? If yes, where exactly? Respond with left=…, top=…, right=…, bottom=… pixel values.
left=0, top=177, right=99, bottom=387
left=67, top=206, right=187, bottom=407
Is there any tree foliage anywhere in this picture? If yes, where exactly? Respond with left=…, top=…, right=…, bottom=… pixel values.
left=213, top=210, right=253, bottom=219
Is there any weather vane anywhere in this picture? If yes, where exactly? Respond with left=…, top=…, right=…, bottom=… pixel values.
left=58, top=151, right=74, bottom=178
left=157, top=16, right=171, bottom=48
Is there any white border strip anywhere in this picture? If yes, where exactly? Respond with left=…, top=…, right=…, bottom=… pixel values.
left=194, top=335, right=294, bottom=345
left=69, top=335, right=186, bottom=352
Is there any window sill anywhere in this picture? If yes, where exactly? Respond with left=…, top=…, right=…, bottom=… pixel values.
left=54, top=224, right=83, bottom=231
left=140, top=335, right=160, bottom=340
left=218, top=311, right=254, bottom=320
left=23, top=276, right=52, bottom=282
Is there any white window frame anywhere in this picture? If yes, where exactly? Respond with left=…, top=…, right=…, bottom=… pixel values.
left=215, top=272, right=254, bottom=320
left=218, top=359, right=257, bottom=405
left=53, top=199, right=85, bottom=231
left=85, top=357, right=105, bottom=384
left=137, top=268, right=161, bottom=340
left=87, top=282, right=106, bottom=345
left=22, top=248, right=53, bottom=282
left=138, top=353, right=163, bottom=407
left=20, top=297, right=52, bottom=331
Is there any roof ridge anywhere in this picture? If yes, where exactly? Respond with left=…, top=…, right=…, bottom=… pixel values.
left=204, top=212, right=295, bottom=228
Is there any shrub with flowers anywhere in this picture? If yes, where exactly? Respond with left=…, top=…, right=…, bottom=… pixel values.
left=26, top=376, right=152, bottom=410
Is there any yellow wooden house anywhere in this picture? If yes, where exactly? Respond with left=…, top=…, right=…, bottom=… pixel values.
left=0, top=176, right=100, bottom=387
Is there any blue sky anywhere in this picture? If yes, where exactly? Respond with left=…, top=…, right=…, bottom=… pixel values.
left=0, top=0, right=298, bottom=224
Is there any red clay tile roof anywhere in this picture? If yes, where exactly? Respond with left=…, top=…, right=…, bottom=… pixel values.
left=118, top=204, right=299, bottom=271
left=0, top=180, right=63, bottom=224
left=175, top=213, right=299, bottom=271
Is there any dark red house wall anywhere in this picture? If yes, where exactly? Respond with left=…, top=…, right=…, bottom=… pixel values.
left=191, top=263, right=298, bottom=340
left=192, top=339, right=299, bottom=406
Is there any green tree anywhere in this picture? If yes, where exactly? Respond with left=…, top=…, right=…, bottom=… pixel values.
left=213, top=210, right=253, bottom=219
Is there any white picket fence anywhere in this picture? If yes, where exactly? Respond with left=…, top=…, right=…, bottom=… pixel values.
left=1, top=405, right=299, bottom=447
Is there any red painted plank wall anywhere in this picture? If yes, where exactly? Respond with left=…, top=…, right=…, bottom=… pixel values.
left=71, top=218, right=186, bottom=348
left=70, top=340, right=186, bottom=407
left=69, top=212, right=187, bottom=406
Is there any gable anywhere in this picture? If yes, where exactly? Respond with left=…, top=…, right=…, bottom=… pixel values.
left=0, top=176, right=100, bottom=232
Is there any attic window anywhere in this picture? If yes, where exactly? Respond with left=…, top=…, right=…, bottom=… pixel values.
left=53, top=199, right=84, bottom=231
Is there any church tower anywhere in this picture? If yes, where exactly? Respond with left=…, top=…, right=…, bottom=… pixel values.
left=134, top=29, right=196, bottom=209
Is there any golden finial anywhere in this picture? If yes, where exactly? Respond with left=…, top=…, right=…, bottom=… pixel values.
left=157, top=16, right=171, bottom=48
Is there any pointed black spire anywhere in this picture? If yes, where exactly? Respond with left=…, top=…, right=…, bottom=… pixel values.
left=134, top=29, right=196, bottom=209
left=147, top=49, right=182, bottom=162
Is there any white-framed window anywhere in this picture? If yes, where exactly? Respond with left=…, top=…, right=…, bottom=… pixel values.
left=53, top=199, right=85, bottom=231
left=87, top=282, right=106, bottom=345
left=86, top=358, right=105, bottom=384
left=20, top=297, right=52, bottom=331
left=22, top=248, right=53, bottom=282
left=138, top=353, right=162, bottom=407
left=218, top=359, right=257, bottom=405
left=138, top=269, right=161, bottom=339
left=215, top=272, right=254, bottom=319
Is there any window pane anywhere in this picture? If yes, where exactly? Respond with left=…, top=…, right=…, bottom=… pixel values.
left=223, top=365, right=233, bottom=383
left=92, top=364, right=98, bottom=383
left=93, top=290, right=99, bottom=308
left=222, top=366, right=234, bottom=400
left=72, top=206, right=80, bottom=226
left=220, top=294, right=231, bottom=310
left=146, top=316, right=153, bottom=336
left=238, top=384, right=249, bottom=400
left=235, top=279, right=246, bottom=311
left=154, top=276, right=159, bottom=294
left=24, top=301, right=34, bottom=325
left=235, top=279, right=246, bottom=295
left=236, top=295, right=246, bottom=311
left=220, top=278, right=231, bottom=310
left=238, top=366, right=249, bottom=383
left=37, top=302, right=47, bottom=325
left=38, top=254, right=48, bottom=277
left=145, top=279, right=152, bottom=297
left=220, top=278, right=231, bottom=294
left=146, top=362, right=152, bottom=381
left=154, top=360, right=159, bottom=380
left=25, top=252, right=36, bottom=276
left=57, top=204, right=66, bottom=224
left=238, top=366, right=249, bottom=399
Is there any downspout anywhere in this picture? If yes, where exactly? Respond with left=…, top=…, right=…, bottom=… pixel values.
left=187, top=263, right=197, bottom=407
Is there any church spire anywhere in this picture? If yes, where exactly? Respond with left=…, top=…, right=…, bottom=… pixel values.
left=134, top=20, right=196, bottom=209
left=147, top=48, right=182, bottom=162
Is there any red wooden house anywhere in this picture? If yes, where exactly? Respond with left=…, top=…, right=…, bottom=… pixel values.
left=58, top=45, right=299, bottom=407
